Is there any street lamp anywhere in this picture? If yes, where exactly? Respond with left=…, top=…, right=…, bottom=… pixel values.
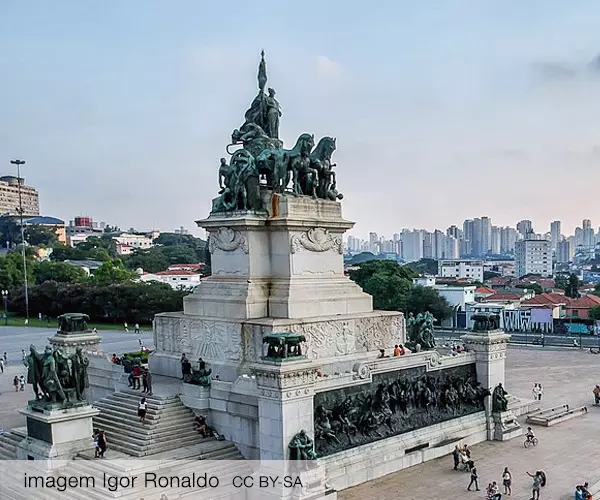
left=1, top=290, right=7, bottom=326
left=10, top=159, right=29, bottom=323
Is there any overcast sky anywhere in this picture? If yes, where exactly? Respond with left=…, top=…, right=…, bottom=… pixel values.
left=2, top=1, right=600, bottom=238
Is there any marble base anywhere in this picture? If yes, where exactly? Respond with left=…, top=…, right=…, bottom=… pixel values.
left=16, top=404, right=99, bottom=464
left=321, top=411, right=487, bottom=491
left=49, top=330, right=102, bottom=355
left=492, top=410, right=522, bottom=441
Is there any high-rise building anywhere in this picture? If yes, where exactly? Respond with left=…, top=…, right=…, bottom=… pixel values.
left=499, top=227, right=517, bottom=254
left=422, top=231, right=433, bottom=259
left=515, top=237, right=552, bottom=278
left=400, top=230, right=423, bottom=262
left=481, top=217, right=492, bottom=254
left=462, top=220, right=474, bottom=256
left=583, top=219, right=592, bottom=230
left=516, top=220, right=533, bottom=238
left=556, top=239, right=572, bottom=264
left=550, top=221, right=561, bottom=252
left=490, top=226, right=501, bottom=254
left=0, top=175, right=40, bottom=217
left=583, top=219, right=595, bottom=249
left=446, top=225, right=460, bottom=239
left=444, top=235, right=459, bottom=259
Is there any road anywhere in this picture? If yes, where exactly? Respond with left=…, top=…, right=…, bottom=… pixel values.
left=436, top=328, right=600, bottom=349
left=0, top=325, right=155, bottom=364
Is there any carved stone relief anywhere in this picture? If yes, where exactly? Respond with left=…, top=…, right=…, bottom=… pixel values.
left=290, top=227, right=343, bottom=254
left=209, top=227, right=249, bottom=254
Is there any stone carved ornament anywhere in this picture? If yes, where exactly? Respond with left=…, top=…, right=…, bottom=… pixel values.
left=209, top=227, right=249, bottom=254
left=290, top=227, right=343, bottom=254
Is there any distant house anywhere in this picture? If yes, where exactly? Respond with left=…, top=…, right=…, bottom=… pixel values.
left=64, top=259, right=104, bottom=276
left=22, top=216, right=67, bottom=244
left=167, top=263, right=204, bottom=273
left=566, top=294, right=600, bottom=319
left=139, top=269, right=201, bottom=290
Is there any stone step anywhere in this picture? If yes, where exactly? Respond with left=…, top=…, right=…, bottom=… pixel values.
left=104, top=435, right=208, bottom=457
left=93, top=412, right=195, bottom=433
left=90, top=419, right=197, bottom=443
left=96, top=425, right=203, bottom=451
left=0, top=432, right=22, bottom=460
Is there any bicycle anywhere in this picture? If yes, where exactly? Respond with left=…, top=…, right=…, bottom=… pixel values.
left=524, top=436, right=539, bottom=448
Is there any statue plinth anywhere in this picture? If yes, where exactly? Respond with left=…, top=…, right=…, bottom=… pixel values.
left=492, top=410, right=522, bottom=441
left=17, top=404, right=100, bottom=463
left=50, top=313, right=101, bottom=355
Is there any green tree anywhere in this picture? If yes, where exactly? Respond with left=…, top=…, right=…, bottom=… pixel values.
left=554, top=275, right=568, bottom=290
left=33, top=260, right=88, bottom=284
left=349, top=260, right=416, bottom=311
left=50, top=243, right=112, bottom=262
left=405, top=258, right=438, bottom=276
left=483, top=271, right=501, bottom=281
left=92, top=260, right=137, bottom=284
left=406, top=286, right=452, bottom=320
left=515, top=283, right=543, bottom=295
left=589, top=306, right=600, bottom=320
left=154, top=232, right=206, bottom=249
left=0, top=216, right=20, bottom=247
left=348, top=252, right=379, bottom=265
left=123, top=248, right=169, bottom=273
left=564, top=273, right=581, bottom=299
left=24, top=225, right=57, bottom=246
left=0, top=251, right=35, bottom=291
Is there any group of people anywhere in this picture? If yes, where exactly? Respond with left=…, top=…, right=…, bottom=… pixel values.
left=92, top=428, right=108, bottom=458
left=12, top=375, right=25, bottom=391
left=123, top=322, right=141, bottom=334
left=575, top=482, right=593, bottom=499
left=453, top=444, right=475, bottom=472
left=128, top=364, right=153, bottom=395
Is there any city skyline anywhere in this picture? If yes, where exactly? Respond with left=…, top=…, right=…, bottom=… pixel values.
left=3, top=2, right=600, bottom=235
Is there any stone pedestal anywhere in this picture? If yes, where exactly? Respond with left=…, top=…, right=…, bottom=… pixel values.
left=492, top=410, right=522, bottom=441
left=49, top=329, right=101, bottom=355
left=462, top=327, right=520, bottom=441
left=250, top=359, right=336, bottom=500
left=16, top=403, right=100, bottom=465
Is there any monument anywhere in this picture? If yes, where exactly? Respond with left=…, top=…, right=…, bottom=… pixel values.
left=148, top=52, right=516, bottom=494
left=16, top=315, right=99, bottom=463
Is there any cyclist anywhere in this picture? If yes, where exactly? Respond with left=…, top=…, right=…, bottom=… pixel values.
left=525, top=426, right=536, bottom=444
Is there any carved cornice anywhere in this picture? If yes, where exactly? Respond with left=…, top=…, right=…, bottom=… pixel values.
left=209, top=227, right=249, bottom=254
left=290, top=228, right=343, bottom=254
left=253, top=366, right=319, bottom=391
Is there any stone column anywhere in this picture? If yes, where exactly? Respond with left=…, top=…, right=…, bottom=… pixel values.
left=462, top=326, right=521, bottom=441
left=250, top=360, right=335, bottom=500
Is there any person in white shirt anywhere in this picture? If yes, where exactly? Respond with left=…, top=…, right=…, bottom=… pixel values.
left=138, top=397, right=147, bottom=424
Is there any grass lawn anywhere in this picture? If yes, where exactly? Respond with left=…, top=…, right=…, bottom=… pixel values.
left=0, top=316, right=151, bottom=331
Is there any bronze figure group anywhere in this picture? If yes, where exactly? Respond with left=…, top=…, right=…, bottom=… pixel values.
left=215, top=52, right=343, bottom=212
left=313, top=365, right=488, bottom=456
left=24, top=344, right=89, bottom=404
left=406, top=311, right=437, bottom=350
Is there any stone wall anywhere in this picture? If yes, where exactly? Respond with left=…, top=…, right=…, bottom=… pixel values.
left=87, top=352, right=125, bottom=403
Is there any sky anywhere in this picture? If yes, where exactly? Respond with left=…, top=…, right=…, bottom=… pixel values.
left=2, top=1, right=600, bottom=239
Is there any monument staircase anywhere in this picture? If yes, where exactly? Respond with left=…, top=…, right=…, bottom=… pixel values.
left=91, top=389, right=243, bottom=458
left=0, top=428, right=26, bottom=460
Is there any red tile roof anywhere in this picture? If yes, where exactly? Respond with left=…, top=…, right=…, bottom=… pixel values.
left=168, top=263, right=203, bottom=269
left=568, top=294, right=600, bottom=308
left=475, top=286, right=496, bottom=295
left=522, top=293, right=568, bottom=306
left=481, top=293, right=521, bottom=302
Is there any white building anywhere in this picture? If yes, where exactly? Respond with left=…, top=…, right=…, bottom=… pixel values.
left=139, top=269, right=201, bottom=290
left=412, top=276, right=436, bottom=287
left=515, top=238, right=551, bottom=278
left=114, top=231, right=159, bottom=255
left=435, top=284, right=477, bottom=328
left=438, top=260, right=484, bottom=281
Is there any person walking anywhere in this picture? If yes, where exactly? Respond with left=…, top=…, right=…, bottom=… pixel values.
left=537, top=383, right=543, bottom=401
left=502, top=467, right=512, bottom=496
left=452, top=445, right=461, bottom=470
left=124, top=322, right=129, bottom=332
left=467, top=466, right=480, bottom=491
left=135, top=323, right=140, bottom=334
left=0, top=357, right=4, bottom=374
left=97, top=430, right=107, bottom=458
left=145, top=368, right=153, bottom=396
left=138, top=397, right=147, bottom=425
left=142, top=369, right=148, bottom=393
left=13, top=376, right=19, bottom=392
left=18, top=375, right=25, bottom=390
left=3, top=352, right=7, bottom=365
left=532, top=383, right=538, bottom=400
left=526, top=471, right=542, bottom=500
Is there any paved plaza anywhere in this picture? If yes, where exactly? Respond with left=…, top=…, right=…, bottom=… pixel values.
left=340, top=346, right=600, bottom=500
left=0, top=326, right=153, bottom=430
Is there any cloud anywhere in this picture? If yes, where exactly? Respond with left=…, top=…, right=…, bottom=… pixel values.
left=316, top=55, right=342, bottom=79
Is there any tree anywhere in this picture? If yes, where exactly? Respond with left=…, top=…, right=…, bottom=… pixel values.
left=554, top=275, right=568, bottom=291
left=153, top=232, right=206, bottom=249
left=483, top=271, right=501, bottom=281
left=564, top=274, right=581, bottom=299
left=349, top=260, right=416, bottom=311
left=24, top=225, right=57, bottom=246
left=0, top=216, right=20, bottom=247
left=33, top=260, right=88, bottom=284
left=515, top=283, right=543, bottom=295
left=348, top=252, right=379, bottom=265
left=92, top=260, right=137, bottom=285
left=0, top=251, right=35, bottom=291
left=123, top=248, right=169, bottom=273
left=589, top=306, right=600, bottom=321
left=406, top=286, right=452, bottom=320
left=405, top=258, right=438, bottom=276
left=50, top=243, right=112, bottom=262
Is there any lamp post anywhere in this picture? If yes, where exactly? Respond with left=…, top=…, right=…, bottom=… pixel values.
left=1, top=290, right=7, bottom=326
left=10, top=159, right=29, bottom=323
